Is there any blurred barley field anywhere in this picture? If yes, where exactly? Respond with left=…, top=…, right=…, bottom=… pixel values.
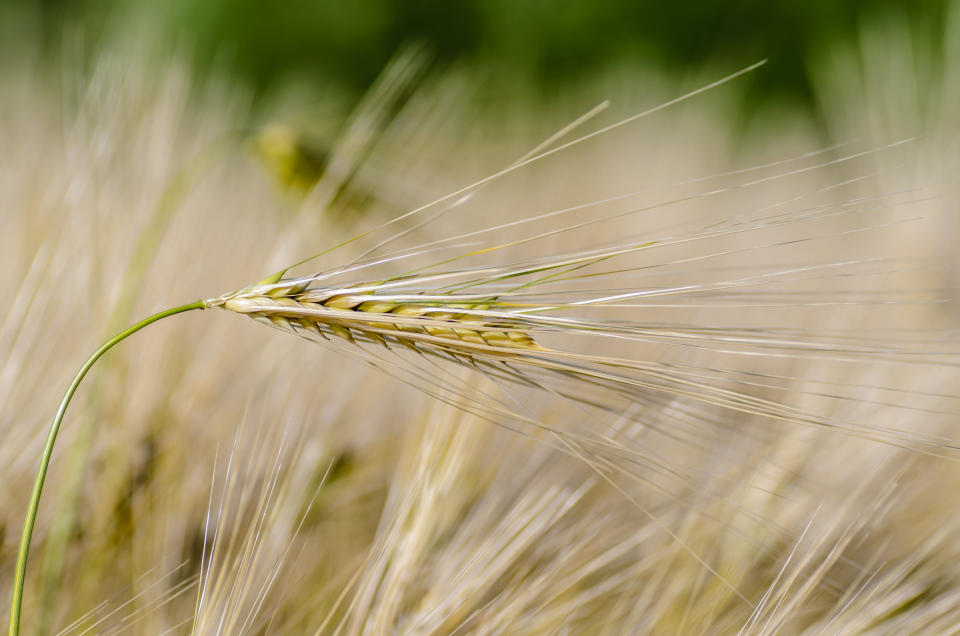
left=2, top=4, right=960, bottom=635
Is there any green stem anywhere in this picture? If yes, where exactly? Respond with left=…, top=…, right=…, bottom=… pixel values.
left=8, top=300, right=206, bottom=636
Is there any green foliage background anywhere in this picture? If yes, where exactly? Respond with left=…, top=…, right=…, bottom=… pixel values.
left=2, top=0, right=948, bottom=113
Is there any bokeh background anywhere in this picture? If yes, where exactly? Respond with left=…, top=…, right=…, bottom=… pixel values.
left=3, top=2, right=960, bottom=634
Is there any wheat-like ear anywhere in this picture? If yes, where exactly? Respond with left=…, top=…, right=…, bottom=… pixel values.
left=211, top=280, right=543, bottom=358
left=210, top=259, right=960, bottom=460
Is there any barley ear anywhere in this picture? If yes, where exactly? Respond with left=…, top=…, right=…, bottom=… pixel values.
left=7, top=300, right=206, bottom=636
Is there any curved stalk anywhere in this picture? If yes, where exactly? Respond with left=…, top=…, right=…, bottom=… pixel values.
left=8, top=300, right=206, bottom=636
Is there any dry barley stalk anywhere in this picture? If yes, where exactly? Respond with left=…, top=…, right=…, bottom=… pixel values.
left=11, top=174, right=953, bottom=635
left=12, top=58, right=960, bottom=634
